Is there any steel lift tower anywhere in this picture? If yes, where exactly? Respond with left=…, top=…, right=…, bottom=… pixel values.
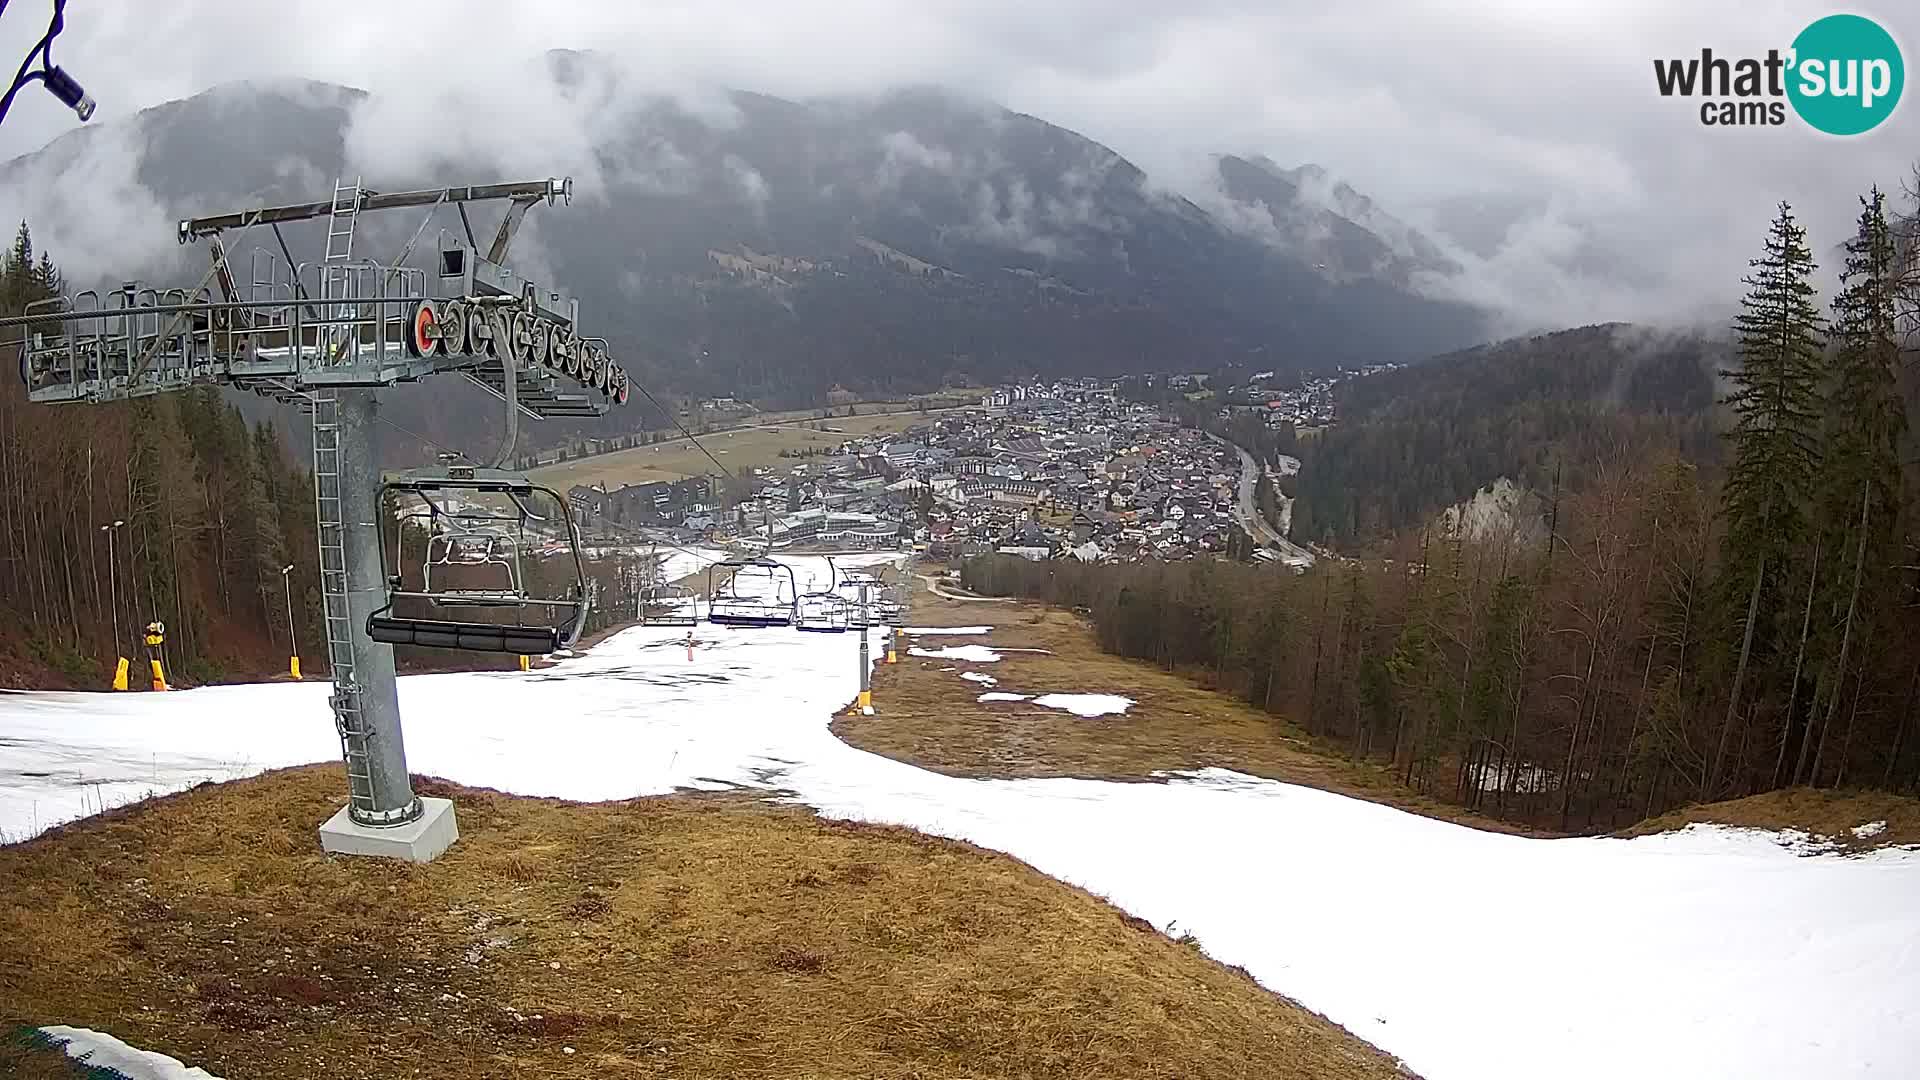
left=2, top=174, right=629, bottom=861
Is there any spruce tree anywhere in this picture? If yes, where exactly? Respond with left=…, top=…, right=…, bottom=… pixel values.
left=1, top=222, right=33, bottom=314
left=245, top=425, right=289, bottom=627
left=1800, top=189, right=1905, bottom=785
left=1712, top=202, right=1825, bottom=796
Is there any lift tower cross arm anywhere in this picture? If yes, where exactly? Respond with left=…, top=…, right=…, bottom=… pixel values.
left=176, top=179, right=573, bottom=244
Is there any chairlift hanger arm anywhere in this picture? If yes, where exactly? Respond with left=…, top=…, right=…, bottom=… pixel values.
left=178, top=179, right=573, bottom=243
left=503, top=489, right=551, bottom=525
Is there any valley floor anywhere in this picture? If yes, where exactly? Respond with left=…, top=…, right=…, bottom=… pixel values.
left=0, top=553, right=1916, bottom=1080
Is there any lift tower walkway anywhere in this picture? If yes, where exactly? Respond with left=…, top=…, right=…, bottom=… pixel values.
left=2, top=174, right=630, bottom=862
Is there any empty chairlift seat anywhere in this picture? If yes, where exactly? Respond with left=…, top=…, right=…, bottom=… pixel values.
left=368, top=465, right=591, bottom=654
left=366, top=616, right=562, bottom=655
left=707, top=557, right=797, bottom=627
left=795, top=591, right=850, bottom=633
left=639, top=583, right=701, bottom=626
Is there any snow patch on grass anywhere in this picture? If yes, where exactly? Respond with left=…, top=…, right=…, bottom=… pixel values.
left=38, top=1026, right=224, bottom=1079
left=1031, top=693, right=1134, bottom=718
left=977, top=692, right=1029, bottom=703
left=1854, top=821, right=1888, bottom=839
left=903, top=626, right=993, bottom=635
left=959, top=672, right=997, bottom=686
left=909, top=645, right=1002, bottom=663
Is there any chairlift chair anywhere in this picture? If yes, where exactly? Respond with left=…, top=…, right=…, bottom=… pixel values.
left=706, top=557, right=798, bottom=627
left=368, top=465, right=590, bottom=654
left=640, top=583, right=700, bottom=626
left=795, top=591, right=850, bottom=633
left=836, top=569, right=882, bottom=628
left=875, top=581, right=907, bottom=623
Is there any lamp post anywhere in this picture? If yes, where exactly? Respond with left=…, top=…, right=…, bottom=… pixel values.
left=100, top=519, right=126, bottom=688
left=281, top=564, right=301, bottom=680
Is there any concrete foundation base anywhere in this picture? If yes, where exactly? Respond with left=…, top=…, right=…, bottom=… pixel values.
left=318, top=797, right=459, bottom=863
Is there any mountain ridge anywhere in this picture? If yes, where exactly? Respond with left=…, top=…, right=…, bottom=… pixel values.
left=0, top=68, right=1491, bottom=448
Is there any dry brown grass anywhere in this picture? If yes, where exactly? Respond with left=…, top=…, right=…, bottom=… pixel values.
left=844, top=585, right=1535, bottom=836
left=0, top=766, right=1414, bottom=1080
left=531, top=409, right=954, bottom=490
left=1623, top=786, right=1920, bottom=851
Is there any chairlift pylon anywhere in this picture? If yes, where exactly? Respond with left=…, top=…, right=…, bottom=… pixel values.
left=368, top=464, right=589, bottom=654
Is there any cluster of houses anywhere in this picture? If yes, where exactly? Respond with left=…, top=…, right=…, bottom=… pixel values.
left=1214, top=363, right=1398, bottom=429
left=564, top=380, right=1258, bottom=564
left=913, top=389, right=1251, bottom=562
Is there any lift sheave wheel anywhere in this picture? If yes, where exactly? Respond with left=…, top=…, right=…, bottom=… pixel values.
left=368, top=466, right=591, bottom=654
left=404, top=300, right=441, bottom=358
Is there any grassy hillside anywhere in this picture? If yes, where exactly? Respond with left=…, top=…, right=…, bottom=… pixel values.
left=0, top=766, right=1414, bottom=1080
left=845, top=582, right=1540, bottom=835
left=1624, top=787, right=1920, bottom=850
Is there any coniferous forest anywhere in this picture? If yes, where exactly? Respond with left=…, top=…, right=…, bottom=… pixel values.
left=0, top=223, right=328, bottom=685
left=967, top=191, right=1920, bottom=830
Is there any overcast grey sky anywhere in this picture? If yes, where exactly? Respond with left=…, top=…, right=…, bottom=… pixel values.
left=1, top=0, right=1914, bottom=332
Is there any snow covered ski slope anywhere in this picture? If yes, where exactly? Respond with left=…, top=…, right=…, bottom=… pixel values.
left=2, top=579, right=1916, bottom=1080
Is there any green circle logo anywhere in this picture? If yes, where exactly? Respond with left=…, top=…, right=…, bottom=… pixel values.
left=1787, top=14, right=1903, bottom=135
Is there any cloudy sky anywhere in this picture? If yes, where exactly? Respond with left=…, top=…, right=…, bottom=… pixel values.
left=0, top=0, right=1914, bottom=332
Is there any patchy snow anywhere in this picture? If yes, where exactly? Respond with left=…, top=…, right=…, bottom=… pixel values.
left=817, top=551, right=905, bottom=571
left=1030, top=693, right=1134, bottom=718
left=1274, top=454, right=1302, bottom=477
left=977, top=692, right=1030, bottom=703
left=959, top=672, right=998, bottom=686
left=908, top=644, right=1002, bottom=663
left=1853, top=821, right=1888, bottom=839
left=649, top=546, right=733, bottom=583
left=37, top=1026, right=223, bottom=1079
left=1, top=549, right=1917, bottom=1080
left=902, top=626, right=994, bottom=635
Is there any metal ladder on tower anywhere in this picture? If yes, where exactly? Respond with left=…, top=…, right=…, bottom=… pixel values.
left=320, top=176, right=362, bottom=364
left=312, top=388, right=378, bottom=819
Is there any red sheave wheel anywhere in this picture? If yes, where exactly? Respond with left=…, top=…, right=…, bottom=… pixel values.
left=406, top=300, right=440, bottom=358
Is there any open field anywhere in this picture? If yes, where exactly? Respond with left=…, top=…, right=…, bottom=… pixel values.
left=843, top=582, right=1541, bottom=835
left=0, top=766, right=1409, bottom=1080
left=532, top=408, right=957, bottom=490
